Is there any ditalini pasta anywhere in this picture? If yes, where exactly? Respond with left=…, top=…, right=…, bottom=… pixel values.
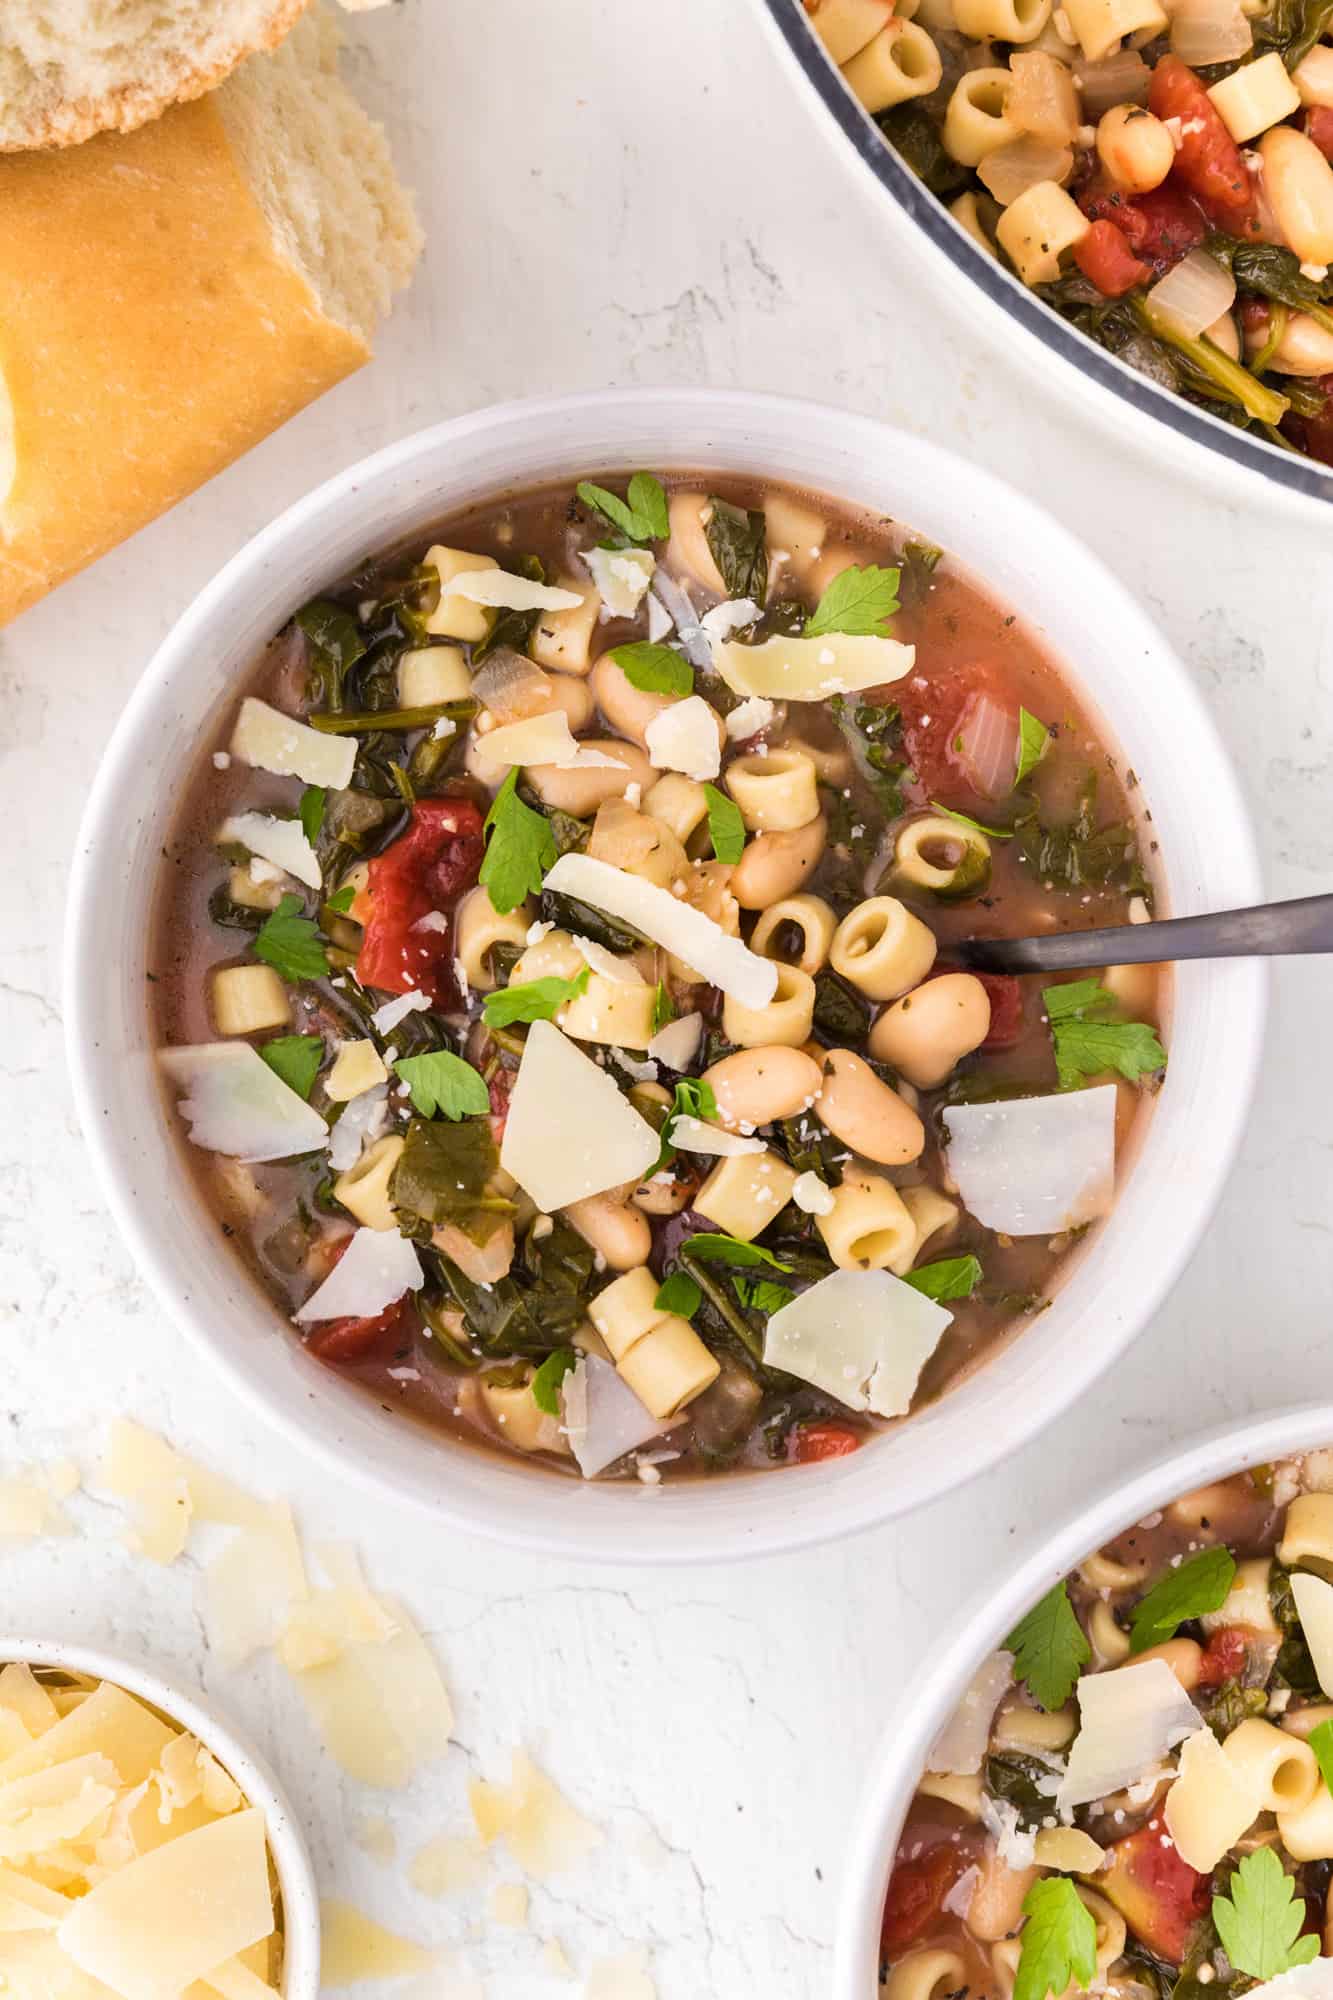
left=879, top=1456, right=1333, bottom=1997
left=151, top=468, right=1164, bottom=1484
left=799, top=0, right=1333, bottom=465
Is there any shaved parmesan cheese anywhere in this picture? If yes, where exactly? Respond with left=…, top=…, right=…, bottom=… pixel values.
left=980, top=1791, right=1037, bottom=1869
left=542, top=855, right=777, bottom=1008
left=410, top=1832, right=487, bottom=1897
left=492, top=1881, right=529, bottom=1926
left=0, top=1666, right=57, bottom=1738
left=229, top=697, right=356, bottom=790
left=0, top=1473, right=70, bottom=1542
left=468, top=1751, right=602, bottom=1881
left=370, top=990, right=431, bottom=1035
left=1057, top=1658, right=1200, bottom=1812
left=942, top=1864, right=980, bottom=1919
left=583, top=545, right=656, bottom=617
left=701, top=598, right=762, bottom=643
left=447, top=570, right=582, bottom=612
left=1292, top=1571, right=1333, bottom=1697
left=100, top=1419, right=193, bottom=1565
left=561, top=1356, right=665, bottom=1480
left=202, top=1959, right=283, bottom=2000
left=762, top=1269, right=952, bottom=1419
left=791, top=1171, right=835, bottom=1216
left=320, top=1901, right=432, bottom=1984
left=712, top=631, right=914, bottom=700
left=479, top=712, right=585, bottom=769
left=159, top=1044, right=329, bottom=1164
left=500, top=1022, right=659, bottom=1211
left=928, top=1653, right=1014, bottom=1776
left=571, top=936, right=646, bottom=985
left=1164, top=1726, right=1261, bottom=1870
left=282, top=1576, right=453, bottom=1787
left=0, top=1683, right=174, bottom=1790
left=644, top=696, right=721, bottom=781
left=586, top=1949, right=658, bottom=2000
left=200, top=1508, right=306, bottom=1668
left=647, top=1011, right=702, bottom=1070
left=1208, top=1959, right=1333, bottom=2000
left=725, top=694, right=776, bottom=739
left=0, top=1863, right=67, bottom=1929
left=326, top=1083, right=389, bottom=1174
left=647, top=593, right=673, bottom=643
left=216, top=812, right=321, bottom=892
left=943, top=1086, right=1117, bottom=1237
left=59, top=1809, right=272, bottom=2000
left=294, top=1227, right=422, bottom=1323
left=668, top=1117, right=764, bottom=1157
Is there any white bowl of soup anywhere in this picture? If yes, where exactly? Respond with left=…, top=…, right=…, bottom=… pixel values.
left=0, top=1636, right=319, bottom=1996
left=836, top=1405, right=1333, bottom=1997
left=66, top=389, right=1263, bottom=1561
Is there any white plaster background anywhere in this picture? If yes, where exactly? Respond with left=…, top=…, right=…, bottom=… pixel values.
left=3, top=1, right=1333, bottom=1993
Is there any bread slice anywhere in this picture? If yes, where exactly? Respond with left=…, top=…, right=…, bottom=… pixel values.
left=0, top=9, right=422, bottom=625
left=0, top=0, right=314, bottom=151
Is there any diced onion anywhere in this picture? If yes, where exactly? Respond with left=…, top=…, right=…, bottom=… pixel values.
left=471, top=649, right=549, bottom=723
left=954, top=691, right=1020, bottom=799
left=1074, top=50, right=1150, bottom=117
left=1147, top=248, right=1237, bottom=338
left=650, top=573, right=713, bottom=668
left=977, top=137, right=1074, bottom=207
left=1006, top=52, right=1081, bottom=145
left=1169, top=0, right=1252, bottom=64
left=927, top=1653, right=1014, bottom=1776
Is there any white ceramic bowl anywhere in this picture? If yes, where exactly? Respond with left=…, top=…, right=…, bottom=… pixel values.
left=0, top=1636, right=319, bottom=1997
left=750, top=0, right=1333, bottom=517
left=834, top=1402, right=1333, bottom=1998
left=66, top=387, right=1265, bottom=1564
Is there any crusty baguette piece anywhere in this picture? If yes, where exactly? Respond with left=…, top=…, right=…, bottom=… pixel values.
left=0, top=0, right=313, bottom=151
left=0, top=11, right=421, bottom=628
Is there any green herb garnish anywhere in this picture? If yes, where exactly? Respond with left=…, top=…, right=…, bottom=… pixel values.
left=680, top=1234, right=793, bottom=1272
left=929, top=802, right=1014, bottom=839
left=732, top=1274, right=796, bottom=1314
left=1212, top=1847, right=1319, bottom=1980
left=805, top=563, right=901, bottom=639
left=655, top=1078, right=721, bottom=1169
left=1128, top=1546, right=1236, bottom=1654
left=610, top=642, right=692, bottom=696
left=1004, top=1580, right=1090, bottom=1710
left=253, top=895, right=330, bottom=983
left=259, top=1035, right=324, bottom=1100
left=1309, top=1717, right=1333, bottom=1796
left=655, top=1272, right=703, bottom=1318
left=481, top=967, right=589, bottom=1029
left=1015, top=708, right=1050, bottom=787
left=650, top=982, right=674, bottom=1037
left=480, top=768, right=557, bottom=915
left=299, top=786, right=326, bottom=845
left=703, top=783, right=745, bottom=864
left=576, top=472, right=669, bottom=545
left=392, top=1050, right=490, bottom=1120
left=530, top=1349, right=578, bottom=1415
left=1044, top=979, right=1167, bottom=1091
left=1014, top=1878, right=1097, bottom=2000
left=902, top=1255, right=982, bottom=1303
left=326, top=885, right=356, bottom=915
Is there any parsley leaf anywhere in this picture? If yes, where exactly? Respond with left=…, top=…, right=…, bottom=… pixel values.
left=903, top=1255, right=982, bottom=1303
left=1128, top=1546, right=1236, bottom=1654
left=805, top=563, right=901, bottom=639
left=655, top=1271, right=702, bottom=1318
left=650, top=983, right=674, bottom=1037
left=1043, top=979, right=1167, bottom=1091
left=480, top=769, right=556, bottom=915
left=1309, top=1717, right=1333, bottom=1796
left=299, top=786, right=326, bottom=845
left=929, top=801, right=1014, bottom=839
left=481, top=967, right=589, bottom=1028
left=576, top=472, right=668, bottom=544
left=253, top=895, right=330, bottom=983
left=259, top=1034, right=324, bottom=1100
left=703, top=783, right=745, bottom=864
left=1212, top=1847, right=1319, bottom=1981
left=1015, top=1877, right=1097, bottom=2000
left=681, top=1233, right=793, bottom=1272
left=392, top=1050, right=490, bottom=1120
left=1004, top=1581, right=1090, bottom=1711
left=530, top=1348, right=577, bottom=1415
left=326, top=884, right=356, bottom=914
left=655, top=1078, right=721, bottom=1170
left=611, top=642, right=692, bottom=696
left=1016, top=707, right=1050, bottom=787
left=732, top=1274, right=796, bottom=1314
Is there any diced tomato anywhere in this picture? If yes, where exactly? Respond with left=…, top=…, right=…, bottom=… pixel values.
left=894, top=659, right=1014, bottom=804
left=790, top=1421, right=862, bottom=1464
left=1079, top=180, right=1208, bottom=274
left=881, top=1845, right=969, bottom=1958
left=302, top=1236, right=415, bottom=1365
left=1074, top=219, right=1154, bottom=298
left=1148, top=58, right=1258, bottom=230
left=1098, top=1812, right=1210, bottom=1965
left=355, top=797, right=484, bottom=1005
left=1307, top=107, right=1333, bottom=160
left=976, top=973, right=1024, bottom=1050
left=1196, top=1623, right=1250, bottom=1689
left=487, top=1063, right=515, bottom=1137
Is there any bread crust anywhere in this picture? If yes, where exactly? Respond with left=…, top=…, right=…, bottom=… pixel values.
left=0, top=92, right=368, bottom=625
left=0, top=0, right=313, bottom=152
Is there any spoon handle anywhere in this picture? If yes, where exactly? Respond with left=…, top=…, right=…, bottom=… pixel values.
left=957, top=892, right=1333, bottom=975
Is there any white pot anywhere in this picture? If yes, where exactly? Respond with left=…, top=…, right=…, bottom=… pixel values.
left=65, top=388, right=1265, bottom=1564
left=833, top=1402, right=1333, bottom=1997
left=750, top=0, right=1333, bottom=517
left=0, top=1636, right=319, bottom=1997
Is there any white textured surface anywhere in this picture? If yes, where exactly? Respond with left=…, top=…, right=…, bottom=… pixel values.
left=2, top=1, right=1331, bottom=1993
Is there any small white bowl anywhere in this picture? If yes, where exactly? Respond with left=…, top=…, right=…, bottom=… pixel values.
left=833, top=1402, right=1333, bottom=1998
left=66, top=388, right=1265, bottom=1564
left=0, top=1636, right=319, bottom=1998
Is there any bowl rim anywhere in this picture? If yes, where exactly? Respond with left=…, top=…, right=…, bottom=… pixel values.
left=831, top=1400, right=1333, bottom=1998
left=751, top=0, right=1333, bottom=514
left=64, top=385, right=1267, bottom=1564
left=0, top=1633, right=320, bottom=1997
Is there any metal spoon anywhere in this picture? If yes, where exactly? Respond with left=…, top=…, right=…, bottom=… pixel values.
left=953, top=893, right=1333, bottom=975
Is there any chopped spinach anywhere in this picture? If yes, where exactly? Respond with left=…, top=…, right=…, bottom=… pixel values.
left=390, top=1117, right=506, bottom=1235
left=540, top=888, right=646, bottom=954
left=877, top=101, right=972, bottom=197
left=1014, top=774, right=1148, bottom=896
left=705, top=498, right=768, bottom=603
left=295, top=597, right=366, bottom=709
left=984, top=1752, right=1057, bottom=1831
left=811, top=970, right=872, bottom=1046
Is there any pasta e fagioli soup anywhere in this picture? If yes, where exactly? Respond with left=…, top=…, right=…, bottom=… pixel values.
left=878, top=1457, right=1333, bottom=2000
left=150, top=467, right=1165, bottom=1486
